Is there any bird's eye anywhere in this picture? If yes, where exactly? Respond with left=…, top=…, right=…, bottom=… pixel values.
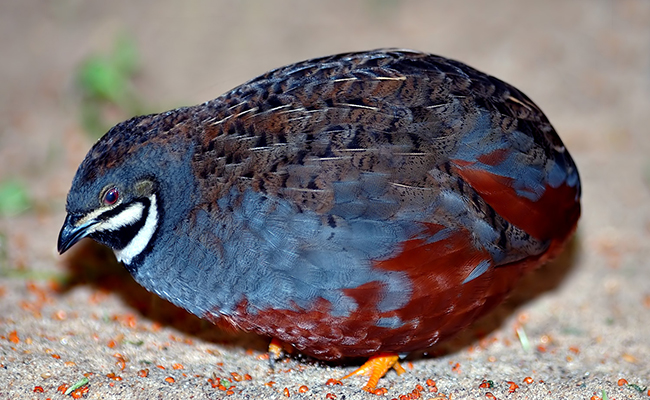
left=103, top=187, right=119, bottom=205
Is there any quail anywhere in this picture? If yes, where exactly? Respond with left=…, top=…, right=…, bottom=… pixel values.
left=58, top=49, right=581, bottom=391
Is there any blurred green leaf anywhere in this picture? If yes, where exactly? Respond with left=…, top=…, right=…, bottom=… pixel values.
left=76, top=34, right=144, bottom=138
left=78, top=56, right=127, bottom=103
left=113, top=34, right=139, bottom=75
left=0, top=180, right=31, bottom=216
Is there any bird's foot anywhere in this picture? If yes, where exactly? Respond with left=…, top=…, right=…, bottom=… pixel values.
left=267, top=338, right=294, bottom=369
left=341, top=353, right=405, bottom=393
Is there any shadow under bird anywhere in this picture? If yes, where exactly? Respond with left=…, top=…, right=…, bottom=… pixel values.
left=58, top=49, right=581, bottom=391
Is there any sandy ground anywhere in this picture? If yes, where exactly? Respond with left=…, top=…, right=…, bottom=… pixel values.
left=1, top=1, right=649, bottom=399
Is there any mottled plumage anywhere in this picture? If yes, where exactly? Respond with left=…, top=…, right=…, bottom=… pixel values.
left=58, top=49, right=580, bottom=387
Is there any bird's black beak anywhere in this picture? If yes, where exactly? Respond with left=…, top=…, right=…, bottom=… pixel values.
left=57, top=213, right=96, bottom=254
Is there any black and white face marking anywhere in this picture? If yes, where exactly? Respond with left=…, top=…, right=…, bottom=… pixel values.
left=58, top=194, right=160, bottom=268
left=112, top=195, right=158, bottom=265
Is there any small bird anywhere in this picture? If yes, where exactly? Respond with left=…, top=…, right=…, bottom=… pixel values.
left=58, top=49, right=581, bottom=391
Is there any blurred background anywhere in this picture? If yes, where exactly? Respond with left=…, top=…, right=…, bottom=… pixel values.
left=1, top=1, right=649, bottom=399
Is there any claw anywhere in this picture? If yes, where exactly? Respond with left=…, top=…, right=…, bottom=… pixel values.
left=341, top=353, right=405, bottom=392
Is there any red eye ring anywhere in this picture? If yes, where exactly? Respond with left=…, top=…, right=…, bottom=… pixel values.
left=103, top=187, right=119, bottom=205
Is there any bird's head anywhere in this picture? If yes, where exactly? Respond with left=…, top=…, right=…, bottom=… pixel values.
left=58, top=113, right=195, bottom=270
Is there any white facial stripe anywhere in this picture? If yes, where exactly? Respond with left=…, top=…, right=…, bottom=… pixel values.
left=95, top=202, right=145, bottom=232
left=114, top=195, right=158, bottom=266
left=76, top=200, right=122, bottom=228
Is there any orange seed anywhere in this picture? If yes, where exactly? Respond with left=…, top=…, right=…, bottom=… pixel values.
left=231, top=372, right=242, bottom=381
left=8, top=330, right=19, bottom=344
left=507, top=381, right=519, bottom=393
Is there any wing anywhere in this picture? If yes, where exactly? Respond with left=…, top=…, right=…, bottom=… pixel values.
left=192, top=49, right=580, bottom=260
